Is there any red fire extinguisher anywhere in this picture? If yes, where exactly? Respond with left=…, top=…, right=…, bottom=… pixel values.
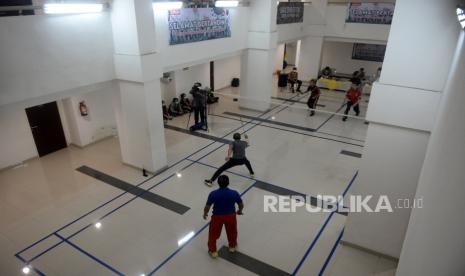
left=79, top=101, right=88, bottom=116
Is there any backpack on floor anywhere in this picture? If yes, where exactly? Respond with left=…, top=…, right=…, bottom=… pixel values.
left=231, top=78, right=240, bottom=87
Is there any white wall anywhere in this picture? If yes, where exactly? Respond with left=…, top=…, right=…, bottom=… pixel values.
left=62, top=88, right=117, bottom=147
left=173, top=64, right=210, bottom=98
left=321, top=41, right=383, bottom=76
left=343, top=0, right=462, bottom=260
left=277, top=5, right=323, bottom=43
left=275, top=44, right=285, bottom=72
left=0, top=13, right=115, bottom=107
left=160, top=73, right=177, bottom=103
left=0, top=99, right=72, bottom=169
left=343, top=123, right=430, bottom=258
left=380, top=0, right=459, bottom=92
left=154, top=7, right=249, bottom=72
left=285, top=42, right=298, bottom=66
left=0, top=105, right=38, bottom=169
left=161, top=54, right=241, bottom=101
left=214, top=55, right=241, bottom=90
left=322, top=5, right=390, bottom=43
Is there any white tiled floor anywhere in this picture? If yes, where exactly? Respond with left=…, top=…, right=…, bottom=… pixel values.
left=0, top=84, right=397, bottom=275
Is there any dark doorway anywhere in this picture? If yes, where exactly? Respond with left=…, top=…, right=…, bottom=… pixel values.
left=25, top=101, right=67, bottom=157
left=210, top=61, right=215, bottom=91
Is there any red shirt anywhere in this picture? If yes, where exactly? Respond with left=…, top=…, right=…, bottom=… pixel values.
left=346, top=88, right=361, bottom=104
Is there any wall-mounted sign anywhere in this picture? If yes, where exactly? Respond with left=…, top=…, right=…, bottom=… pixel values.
left=346, top=2, right=395, bottom=25
left=277, top=2, right=304, bottom=25
left=352, top=43, right=386, bottom=62
left=168, top=8, right=231, bottom=45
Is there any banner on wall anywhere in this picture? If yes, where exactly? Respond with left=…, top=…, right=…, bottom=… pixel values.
left=346, top=2, right=395, bottom=25
left=168, top=8, right=231, bottom=45
left=352, top=43, right=386, bottom=62
left=277, top=2, right=304, bottom=24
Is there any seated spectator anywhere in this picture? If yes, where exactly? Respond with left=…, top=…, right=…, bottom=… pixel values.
left=288, top=67, right=302, bottom=93
left=169, top=98, right=183, bottom=117
left=353, top=68, right=366, bottom=80
left=180, top=93, right=192, bottom=112
left=162, top=100, right=172, bottom=121
left=320, top=66, right=333, bottom=78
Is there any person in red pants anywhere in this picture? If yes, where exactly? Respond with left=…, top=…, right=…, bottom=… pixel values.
left=203, top=175, right=244, bottom=258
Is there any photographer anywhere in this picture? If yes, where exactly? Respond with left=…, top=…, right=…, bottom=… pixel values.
left=190, top=82, right=207, bottom=130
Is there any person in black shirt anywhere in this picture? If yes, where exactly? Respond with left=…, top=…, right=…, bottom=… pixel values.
left=190, top=83, right=207, bottom=128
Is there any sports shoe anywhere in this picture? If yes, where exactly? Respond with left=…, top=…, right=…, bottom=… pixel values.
left=209, top=251, right=218, bottom=258
left=204, top=179, right=213, bottom=187
left=228, top=247, right=236, bottom=253
left=250, top=172, right=255, bottom=177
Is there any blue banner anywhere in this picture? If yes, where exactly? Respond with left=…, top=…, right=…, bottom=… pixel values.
left=168, top=8, right=231, bottom=45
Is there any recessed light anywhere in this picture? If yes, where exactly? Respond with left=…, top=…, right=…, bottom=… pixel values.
left=176, top=172, right=182, bottom=178
left=177, top=231, right=195, bottom=246
left=22, top=266, right=31, bottom=274
left=95, top=222, right=102, bottom=229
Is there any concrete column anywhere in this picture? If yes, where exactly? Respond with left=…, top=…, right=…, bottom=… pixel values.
left=298, top=36, right=324, bottom=80
left=396, top=31, right=465, bottom=276
left=342, top=0, right=461, bottom=258
left=111, top=0, right=167, bottom=173
left=239, top=0, right=277, bottom=111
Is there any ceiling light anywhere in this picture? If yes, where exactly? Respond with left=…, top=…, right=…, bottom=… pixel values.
left=177, top=231, right=195, bottom=246
left=44, top=3, right=104, bottom=14
left=457, top=7, right=465, bottom=29
left=215, top=1, right=239, bottom=8
left=176, top=172, right=182, bottom=178
left=153, top=1, right=183, bottom=10
left=95, top=222, right=102, bottom=229
left=271, top=116, right=276, bottom=120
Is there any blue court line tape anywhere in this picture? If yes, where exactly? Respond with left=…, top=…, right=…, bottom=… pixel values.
left=318, top=229, right=344, bottom=276
left=147, top=95, right=308, bottom=275
left=16, top=93, right=298, bottom=273
left=15, top=137, right=220, bottom=258
left=148, top=179, right=258, bottom=275
left=342, top=171, right=358, bottom=198
left=210, top=114, right=364, bottom=147
left=187, top=159, right=348, bottom=216
left=315, top=100, right=347, bottom=131
left=14, top=254, right=46, bottom=276
left=291, top=171, right=358, bottom=276
left=54, top=233, right=124, bottom=276
left=291, top=212, right=336, bottom=276
left=212, top=113, right=365, bottom=143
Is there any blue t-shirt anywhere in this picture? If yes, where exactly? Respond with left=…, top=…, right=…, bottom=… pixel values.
left=207, top=188, right=242, bottom=215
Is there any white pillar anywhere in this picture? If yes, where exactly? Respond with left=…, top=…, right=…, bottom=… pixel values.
left=239, top=0, right=277, bottom=111
left=342, top=0, right=462, bottom=258
left=396, top=31, right=465, bottom=276
left=111, top=0, right=167, bottom=173
left=298, top=36, right=324, bottom=80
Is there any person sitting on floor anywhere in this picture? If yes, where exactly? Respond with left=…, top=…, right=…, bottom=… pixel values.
left=162, top=100, right=172, bottom=121
left=169, top=98, right=184, bottom=117
left=180, top=93, right=192, bottom=112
